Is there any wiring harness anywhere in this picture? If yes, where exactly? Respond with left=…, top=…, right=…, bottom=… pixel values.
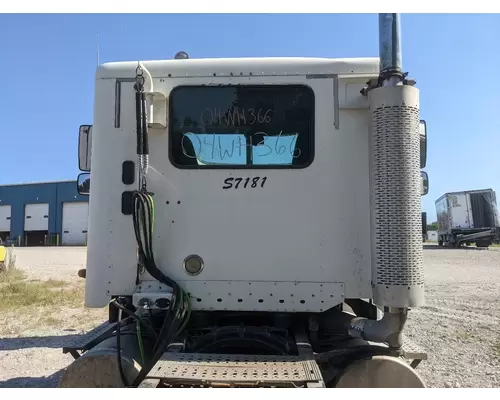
left=113, top=62, right=191, bottom=388
left=129, top=190, right=191, bottom=387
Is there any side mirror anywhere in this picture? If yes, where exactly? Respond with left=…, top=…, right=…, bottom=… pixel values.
left=79, top=125, right=93, bottom=172
left=421, top=171, right=429, bottom=196
left=420, top=120, right=427, bottom=169
left=77, top=173, right=90, bottom=196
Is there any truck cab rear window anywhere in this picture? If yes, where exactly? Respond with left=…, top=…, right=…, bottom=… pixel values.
left=169, top=85, right=314, bottom=168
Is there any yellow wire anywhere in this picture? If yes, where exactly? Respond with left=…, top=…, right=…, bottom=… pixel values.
left=148, top=194, right=155, bottom=233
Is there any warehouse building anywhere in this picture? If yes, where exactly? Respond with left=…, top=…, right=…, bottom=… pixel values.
left=0, top=180, right=89, bottom=246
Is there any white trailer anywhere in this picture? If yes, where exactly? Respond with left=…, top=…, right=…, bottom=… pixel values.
left=436, top=189, right=499, bottom=248
left=60, top=14, right=430, bottom=388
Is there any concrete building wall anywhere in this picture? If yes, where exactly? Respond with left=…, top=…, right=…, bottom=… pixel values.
left=0, top=180, right=88, bottom=245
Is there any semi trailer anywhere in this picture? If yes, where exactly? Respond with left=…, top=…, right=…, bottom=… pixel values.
left=436, top=189, right=499, bottom=248
left=59, top=14, right=429, bottom=388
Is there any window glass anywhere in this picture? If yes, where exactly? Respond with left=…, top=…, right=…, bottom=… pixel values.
left=169, top=85, right=314, bottom=168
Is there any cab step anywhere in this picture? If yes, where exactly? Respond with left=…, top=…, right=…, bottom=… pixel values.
left=62, top=321, right=118, bottom=359
left=140, top=353, right=325, bottom=388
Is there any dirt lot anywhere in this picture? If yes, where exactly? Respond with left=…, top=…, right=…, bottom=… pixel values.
left=405, top=245, right=500, bottom=388
left=0, top=247, right=107, bottom=388
left=0, top=245, right=499, bottom=388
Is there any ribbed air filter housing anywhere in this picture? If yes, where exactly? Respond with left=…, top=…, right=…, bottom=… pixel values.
left=368, top=85, right=425, bottom=308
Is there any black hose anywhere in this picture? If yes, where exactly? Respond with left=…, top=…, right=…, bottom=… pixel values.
left=129, top=191, right=191, bottom=387
left=315, top=344, right=401, bottom=363
left=116, top=308, right=130, bottom=387
left=190, top=327, right=289, bottom=355
left=196, top=337, right=288, bottom=355
left=132, top=192, right=175, bottom=287
left=130, top=77, right=191, bottom=387
left=111, top=299, right=158, bottom=340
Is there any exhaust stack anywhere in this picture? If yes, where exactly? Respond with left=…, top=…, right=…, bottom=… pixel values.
left=369, top=13, right=425, bottom=309
left=349, top=14, right=425, bottom=348
left=379, top=13, right=403, bottom=86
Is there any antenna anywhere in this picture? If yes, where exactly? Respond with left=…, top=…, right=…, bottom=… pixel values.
left=96, top=32, right=100, bottom=66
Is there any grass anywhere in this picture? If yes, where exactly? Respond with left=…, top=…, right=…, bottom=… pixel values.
left=0, top=265, right=87, bottom=334
left=0, top=266, right=24, bottom=283
left=0, top=245, right=17, bottom=273
left=0, top=247, right=109, bottom=336
left=0, top=247, right=84, bottom=312
left=0, top=272, right=84, bottom=311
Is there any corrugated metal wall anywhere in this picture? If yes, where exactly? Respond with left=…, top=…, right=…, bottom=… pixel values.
left=0, top=181, right=89, bottom=246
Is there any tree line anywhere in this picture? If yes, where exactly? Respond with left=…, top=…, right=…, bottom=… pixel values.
left=426, top=221, right=439, bottom=231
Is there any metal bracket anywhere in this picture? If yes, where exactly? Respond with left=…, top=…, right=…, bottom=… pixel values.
left=360, top=76, right=416, bottom=96
left=401, top=335, right=428, bottom=369
left=306, top=74, right=339, bottom=129
left=294, top=329, right=325, bottom=388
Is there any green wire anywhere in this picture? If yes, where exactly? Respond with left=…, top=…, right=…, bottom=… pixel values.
left=148, top=194, right=155, bottom=233
left=145, top=192, right=191, bottom=333
left=177, top=288, right=191, bottom=334
left=136, top=318, right=145, bottom=365
left=137, top=190, right=191, bottom=359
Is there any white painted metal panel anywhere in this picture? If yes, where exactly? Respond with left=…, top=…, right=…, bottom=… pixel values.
left=448, top=193, right=472, bottom=229
left=427, top=231, right=438, bottom=242
left=24, top=203, right=49, bottom=231
left=95, top=57, right=380, bottom=80
left=85, top=59, right=378, bottom=308
left=62, top=202, right=89, bottom=245
left=133, top=282, right=345, bottom=313
left=0, top=205, right=11, bottom=231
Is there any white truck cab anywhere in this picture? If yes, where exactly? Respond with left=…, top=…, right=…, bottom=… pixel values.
left=65, top=14, right=429, bottom=389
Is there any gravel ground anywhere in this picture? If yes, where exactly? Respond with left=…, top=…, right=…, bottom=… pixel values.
left=0, top=245, right=499, bottom=388
left=405, top=244, right=500, bottom=388
left=11, top=247, right=88, bottom=282
left=0, top=247, right=106, bottom=388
